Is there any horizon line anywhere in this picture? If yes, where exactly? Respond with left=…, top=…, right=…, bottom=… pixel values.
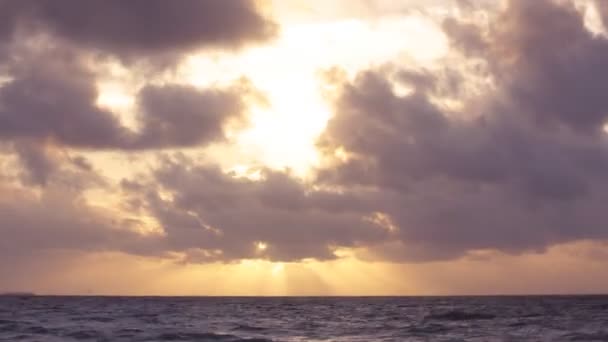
left=3, top=293, right=608, bottom=298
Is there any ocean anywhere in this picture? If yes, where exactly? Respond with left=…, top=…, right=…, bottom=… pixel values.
left=1, top=296, right=608, bottom=341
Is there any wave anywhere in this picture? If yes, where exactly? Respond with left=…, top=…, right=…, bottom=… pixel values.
left=425, top=310, right=496, bottom=321
left=407, top=323, right=451, bottom=334
left=232, top=323, right=268, bottom=332
left=156, top=332, right=273, bottom=341
left=561, top=331, right=608, bottom=341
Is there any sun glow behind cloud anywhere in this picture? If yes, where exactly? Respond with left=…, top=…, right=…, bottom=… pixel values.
left=92, top=10, right=448, bottom=178
left=17, top=240, right=608, bottom=296
left=180, top=13, right=448, bottom=176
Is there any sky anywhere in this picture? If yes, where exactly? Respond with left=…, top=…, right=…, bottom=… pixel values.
left=2, top=0, right=608, bottom=295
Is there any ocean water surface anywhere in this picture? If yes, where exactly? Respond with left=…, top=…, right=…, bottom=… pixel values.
left=1, top=296, right=608, bottom=341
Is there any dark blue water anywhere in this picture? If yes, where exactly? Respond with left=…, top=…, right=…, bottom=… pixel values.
left=1, top=296, right=608, bottom=341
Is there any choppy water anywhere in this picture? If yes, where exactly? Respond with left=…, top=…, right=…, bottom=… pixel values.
left=1, top=296, right=608, bottom=341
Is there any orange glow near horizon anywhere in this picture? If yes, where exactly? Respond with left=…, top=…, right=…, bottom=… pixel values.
left=7, top=240, right=607, bottom=296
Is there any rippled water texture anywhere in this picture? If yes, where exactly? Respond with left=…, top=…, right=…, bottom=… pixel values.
left=1, top=296, right=608, bottom=341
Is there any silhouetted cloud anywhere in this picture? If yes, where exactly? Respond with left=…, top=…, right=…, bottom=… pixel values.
left=0, top=55, right=253, bottom=150
left=0, top=0, right=276, bottom=61
left=4, top=0, right=608, bottom=266
left=0, top=0, right=272, bottom=154
left=13, top=141, right=58, bottom=186
left=118, top=155, right=389, bottom=262
left=0, top=181, right=156, bottom=259
left=0, top=52, right=133, bottom=148
left=133, top=83, right=249, bottom=149
left=316, top=0, right=608, bottom=261
left=446, top=0, right=608, bottom=132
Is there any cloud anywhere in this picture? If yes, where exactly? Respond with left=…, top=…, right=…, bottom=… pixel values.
left=0, top=52, right=254, bottom=150
left=0, top=0, right=276, bottom=61
left=0, top=0, right=272, bottom=152
left=0, top=144, right=168, bottom=262
left=13, top=141, right=60, bottom=186
left=119, top=155, right=390, bottom=262
left=5, top=0, right=608, bottom=268
left=316, top=0, right=608, bottom=261
left=133, top=83, right=250, bottom=149
left=0, top=182, right=157, bottom=260
left=0, top=52, right=133, bottom=148
left=8, top=140, right=109, bottom=191
left=594, top=0, right=608, bottom=29
left=446, top=0, right=608, bottom=132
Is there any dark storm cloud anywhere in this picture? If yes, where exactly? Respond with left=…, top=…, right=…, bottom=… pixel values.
left=0, top=0, right=276, bottom=60
left=315, top=0, right=608, bottom=261
left=118, top=155, right=389, bottom=262
left=0, top=54, right=252, bottom=150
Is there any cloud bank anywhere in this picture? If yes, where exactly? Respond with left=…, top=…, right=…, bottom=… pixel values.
left=2, top=0, right=608, bottom=269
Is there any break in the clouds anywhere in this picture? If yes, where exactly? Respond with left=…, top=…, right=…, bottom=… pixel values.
left=3, top=0, right=608, bottom=273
